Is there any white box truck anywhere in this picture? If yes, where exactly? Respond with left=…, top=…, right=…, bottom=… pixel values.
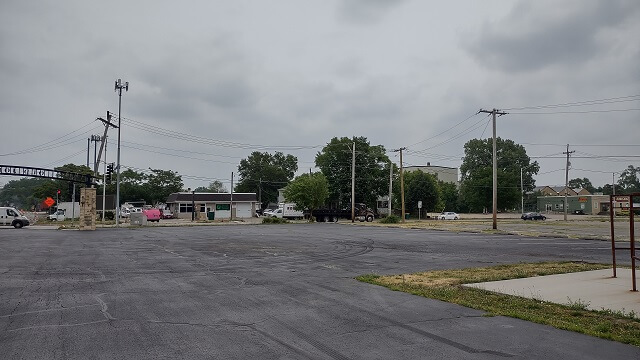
left=270, top=203, right=304, bottom=220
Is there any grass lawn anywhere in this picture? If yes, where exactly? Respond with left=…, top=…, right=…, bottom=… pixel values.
left=356, top=262, right=640, bottom=347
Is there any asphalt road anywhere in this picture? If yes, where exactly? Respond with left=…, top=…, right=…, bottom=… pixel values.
left=0, top=224, right=637, bottom=359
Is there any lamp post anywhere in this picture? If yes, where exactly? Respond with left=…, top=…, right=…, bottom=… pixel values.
left=114, top=78, right=128, bottom=227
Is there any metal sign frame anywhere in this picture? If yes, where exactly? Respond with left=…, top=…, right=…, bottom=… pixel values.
left=0, top=165, right=96, bottom=185
left=609, top=193, right=638, bottom=292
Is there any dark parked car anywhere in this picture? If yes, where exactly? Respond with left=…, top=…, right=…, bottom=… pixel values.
left=521, top=212, right=546, bottom=220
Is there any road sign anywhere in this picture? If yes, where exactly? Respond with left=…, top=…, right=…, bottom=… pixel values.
left=44, top=197, right=55, bottom=207
left=418, top=201, right=422, bottom=209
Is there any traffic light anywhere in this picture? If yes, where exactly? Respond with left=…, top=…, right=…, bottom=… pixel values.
left=57, top=189, right=61, bottom=195
left=106, top=163, right=114, bottom=184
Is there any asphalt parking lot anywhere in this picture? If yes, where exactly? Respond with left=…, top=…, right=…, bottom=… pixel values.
left=1, top=224, right=638, bottom=359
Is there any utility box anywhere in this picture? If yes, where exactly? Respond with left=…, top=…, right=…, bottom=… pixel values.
left=130, top=212, right=147, bottom=226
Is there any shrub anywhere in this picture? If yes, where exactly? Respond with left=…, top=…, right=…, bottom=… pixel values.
left=379, top=214, right=400, bottom=224
left=104, top=211, right=115, bottom=221
left=262, top=217, right=289, bottom=224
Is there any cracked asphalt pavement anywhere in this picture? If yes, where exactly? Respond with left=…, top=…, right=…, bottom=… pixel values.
left=1, top=224, right=638, bottom=359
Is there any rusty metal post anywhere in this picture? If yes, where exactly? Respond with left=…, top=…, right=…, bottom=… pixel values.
left=630, top=194, right=636, bottom=292
left=610, top=195, right=616, bottom=278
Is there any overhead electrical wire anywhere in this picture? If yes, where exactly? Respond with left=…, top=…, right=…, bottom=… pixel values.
left=0, top=123, right=101, bottom=156
left=405, top=112, right=480, bottom=148
left=409, top=113, right=491, bottom=155
left=509, top=108, right=640, bottom=115
left=119, top=115, right=322, bottom=150
left=502, top=94, right=640, bottom=111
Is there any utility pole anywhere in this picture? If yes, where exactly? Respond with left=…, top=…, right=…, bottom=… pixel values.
left=388, top=161, right=393, bottom=216
left=230, top=172, right=234, bottom=220
left=393, top=147, right=407, bottom=222
left=71, top=183, right=76, bottom=227
left=102, top=136, right=107, bottom=223
left=90, top=135, right=101, bottom=172
left=95, top=112, right=117, bottom=176
left=521, top=167, right=524, bottom=213
left=612, top=172, right=616, bottom=196
left=114, top=79, right=129, bottom=227
left=563, top=144, right=575, bottom=221
left=479, top=108, right=507, bottom=230
left=258, top=177, right=262, bottom=210
left=351, top=142, right=355, bottom=223
left=86, top=138, right=90, bottom=168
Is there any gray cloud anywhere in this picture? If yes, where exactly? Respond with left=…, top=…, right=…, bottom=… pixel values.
left=463, top=0, right=640, bottom=72
left=337, top=0, right=407, bottom=24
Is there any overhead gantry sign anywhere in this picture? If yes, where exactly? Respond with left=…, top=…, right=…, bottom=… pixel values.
left=0, top=165, right=97, bottom=185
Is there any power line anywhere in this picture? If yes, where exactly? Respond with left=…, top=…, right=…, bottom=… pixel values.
left=521, top=142, right=640, bottom=147
left=0, top=124, right=100, bottom=156
left=410, top=114, right=491, bottom=154
left=405, top=112, right=480, bottom=148
left=502, top=94, right=640, bottom=111
left=510, top=108, right=640, bottom=115
left=119, top=115, right=322, bottom=150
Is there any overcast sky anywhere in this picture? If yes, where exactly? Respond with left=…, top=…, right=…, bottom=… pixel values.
left=1, top=0, right=638, bottom=192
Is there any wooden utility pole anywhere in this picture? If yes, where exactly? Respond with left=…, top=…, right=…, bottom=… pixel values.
left=388, top=161, right=393, bottom=216
left=393, top=147, right=407, bottom=222
left=94, top=112, right=117, bottom=176
left=479, top=108, right=507, bottom=230
left=258, top=177, right=262, bottom=209
left=520, top=167, right=524, bottom=213
left=351, top=142, right=355, bottom=223
left=563, top=144, right=575, bottom=221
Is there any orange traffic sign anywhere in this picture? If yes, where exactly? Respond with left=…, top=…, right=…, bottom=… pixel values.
left=44, top=197, right=55, bottom=207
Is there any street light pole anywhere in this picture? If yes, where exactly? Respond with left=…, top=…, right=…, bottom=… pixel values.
left=114, top=78, right=128, bottom=227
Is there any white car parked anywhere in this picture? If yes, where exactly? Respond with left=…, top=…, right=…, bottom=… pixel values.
left=439, top=212, right=460, bottom=220
left=262, top=209, right=275, bottom=217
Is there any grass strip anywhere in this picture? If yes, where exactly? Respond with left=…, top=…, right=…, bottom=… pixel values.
left=356, top=262, right=640, bottom=347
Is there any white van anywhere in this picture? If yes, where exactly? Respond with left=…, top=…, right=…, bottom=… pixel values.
left=0, top=207, right=30, bottom=228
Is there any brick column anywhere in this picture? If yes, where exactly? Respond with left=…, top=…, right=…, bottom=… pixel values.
left=79, top=187, right=96, bottom=230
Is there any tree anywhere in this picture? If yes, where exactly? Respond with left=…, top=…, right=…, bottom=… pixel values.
left=315, top=136, right=391, bottom=209
left=617, top=165, right=640, bottom=194
left=0, top=178, right=50, bottom=209
left=194, top=180, right=227, bottom=193
left=438, top=181, right=459, bottom=213
left=32, top=164, right=94, bottom=205
left=403, top=171, right=440, bottom=215
left=568, top=177, right=595, bottom=193
left=145, top=168, right=183, bottom=204
left=459, top=138, right=539, bottom=212
left=114, top=169, right=148, bottom=204
left=283, top=173, right=329, bottom=218
left=236, top=151, right=298, bottom=208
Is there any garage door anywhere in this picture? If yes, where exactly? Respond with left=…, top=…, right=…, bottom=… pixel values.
left=236, top=203, right=252, bottom=218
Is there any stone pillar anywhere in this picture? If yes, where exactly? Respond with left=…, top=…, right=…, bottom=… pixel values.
left=79, top=187, right=96, bottom=230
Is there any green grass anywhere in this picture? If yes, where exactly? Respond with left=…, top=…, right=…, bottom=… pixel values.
left=356, top=262, right=640, bottom=347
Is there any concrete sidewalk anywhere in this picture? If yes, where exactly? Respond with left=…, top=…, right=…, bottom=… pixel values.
left=465, top=268, right=640, bottom=317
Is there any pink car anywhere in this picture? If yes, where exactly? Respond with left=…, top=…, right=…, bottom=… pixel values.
left=142, top=208, right=161, bottom=222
